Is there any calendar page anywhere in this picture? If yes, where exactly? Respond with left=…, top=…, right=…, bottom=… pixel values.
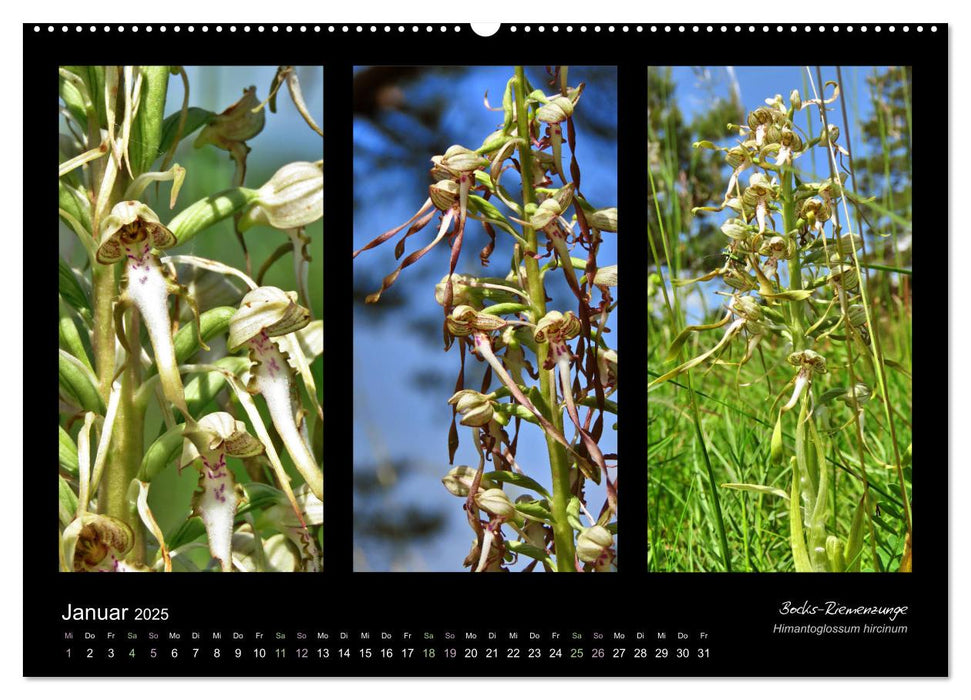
left=34, top=22, right=947, bottom=677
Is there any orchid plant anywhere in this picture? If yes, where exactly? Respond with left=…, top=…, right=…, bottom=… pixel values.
left=356, top=66, right=618, bottom=572
left=58, top=66, right=323, bottom=572
left=649, top=79, right=912, bottom=572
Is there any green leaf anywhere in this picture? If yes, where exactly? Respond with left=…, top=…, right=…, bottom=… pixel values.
left=59, top=350, right=105, bottom=414
left=167, top=517, right=205, bottom=550
left=762, top=289, right=814, bottom=302
left=139, top=425, right=185, bottom=482
left=566, top=496, right=585, bottom=531
left=843, top=495, right=870, bottom=573
left=159, top=107, right=216, bottom=155
left=481, top=302, right=531, bottom=316
left=58, top=67, right=89, bottom=127
left=485, top=471, right=551, bottom=500
left=59, top=180, right=91, bottom=233
left=240, top=483, right=290, bottom=516
left=128, top=66, right=170, bottom=176
left=467, top=194, right=522, bottom=238
left=770, top=412, right=784, bottom=464
left=172, top=306, right=235, bottom=365
left=58, top=476, right=78, bottom=527
left=577, top=396, right=619, bottom=415
left=168, top=188, right=261, bottom=247
left=58, top=426, right=79, bottom=478
left=721, top=482, right=789, bottom=500
left=82, top=66, right=108, bottom=129
left=59, top=297, right=93, bottom=372
left=59, top=258, right=90, bottom=312
left=506, top=540, right=551, bottom=564
left=514, top=499, right=553, bottom=523
left=493, top=402, right=540, bottom=426
left=184, top=356, right=250, bottom=414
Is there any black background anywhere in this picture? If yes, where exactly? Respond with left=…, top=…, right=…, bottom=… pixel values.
left=29, top=22, right=947, bottom=677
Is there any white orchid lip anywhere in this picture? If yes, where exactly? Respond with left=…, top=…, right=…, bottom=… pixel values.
left=229, top=286, right=322, bottom=502
left=97, top=200, right=199, bottom=420
left=180, top=413, right=264, bottom=572
left=781, top=350, right=829, bottom=413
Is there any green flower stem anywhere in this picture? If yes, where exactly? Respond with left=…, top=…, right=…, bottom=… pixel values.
left=514, top=66, right=575, bottom=572
left=91, top=256, right=117, bottom=401
left=99, top=345, right=146, bottom=563
left=781, top=168, right=805, bottom=350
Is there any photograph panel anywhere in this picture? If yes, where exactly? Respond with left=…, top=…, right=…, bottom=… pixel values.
left=647, top=66, right=913, bottom=573
left=58, top=66, right=324, bottom=572
left=353, top=65, right=618, bottom=572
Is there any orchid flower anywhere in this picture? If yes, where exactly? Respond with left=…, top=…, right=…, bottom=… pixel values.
left=649, top=294, right=768, bottom=390
left=576, top=524, right=616, bottom=572
left=773, top=127, right=804, bottom=166
left=228, top=286, right=322, bottom=501
left=533, top=310, right=607, bottom=480
left=723, top=146, right=752, bottom=202
left=252, top=484, right=323, bottom=572
left=62, top=513, right=136, bottom=572
left=781, top=349, right=829, bottom=413
left=353, top=145, right=489, bottom=305
left=799, top=196, right=833, bottom=234
left=446, top=305, right=601, bottom=484
left=96, top=200, right=203, bottom=422
left=181, top=412, right=265, bottom=572
left=741, top=172, right=778, bottom=235
left=535, top=84, right=583, bottom=184
left=238, top=160, right=323, bottom=311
